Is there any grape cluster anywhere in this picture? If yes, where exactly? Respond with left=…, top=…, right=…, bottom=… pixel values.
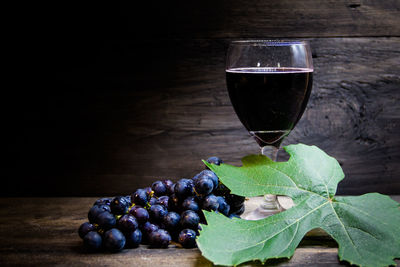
left=78, top=156, right=245, bottom=252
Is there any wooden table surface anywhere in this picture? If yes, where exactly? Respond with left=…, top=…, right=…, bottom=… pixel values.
left=0, top=196, right=399, bottom=266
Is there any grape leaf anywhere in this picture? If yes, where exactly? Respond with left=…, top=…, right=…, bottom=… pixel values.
left=197, top=144, right=400, bottom=267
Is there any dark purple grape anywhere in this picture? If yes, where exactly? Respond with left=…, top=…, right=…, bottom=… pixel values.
left=180, top=210, right=200, bottom=230
left=194, top=177, right=214, bottom=195
left=141, top=221, right=159, bottom=236
left=196, top=170, right=218, bottom=189
left=88, top=205, right=111, bottom=223
left=192, top=172, right=201, bottom=183
left=117, top=214, right=138, bottom=232
left=110, top=196, right=130, bottom=215
left=132, top=189, right=149, bottom=207
left=152, top=180, right=167, bottom=196
left=174, top=179, right=194, bottom=199
left=206, top=156, right=223, bottom=166
left=149, top=197, right=158, bottom=206
left=93, top=197, right=112, bottom=206
left=149, top=204, right=168, bottom=223
left=125, top=195, right=132, bottom=205
left=130, top=206, right=149, bottom=224
left=129, top=204, right=142, bottom=213
left=157, top=196, right=169, bottom=208
left=125, top=229, right=142, bottom=248
left=142, top=222, right=158, bottom=244
left=163, top=212, right=180, bottom=230
left=83, top=231, right=102, bottom=251
left=181, top=196, right=200, bottom=212
left=168, top=193, right=181, bottom=212
left=104, top=228, right=126, bottom=252
left=178, top=229, right=197, bottom=248
left=97, top=211, right=117, bottom=230
left=78, top=222, right=96, bottom=239
left=149, top=229, right=171, bottom=248
left=202, top=194, right=219, bottom=212
left=144, top=186, right=153, bottom=197
left=216, top=196, right=230, bottom=216
left=162, top=179, right=175, bottom=195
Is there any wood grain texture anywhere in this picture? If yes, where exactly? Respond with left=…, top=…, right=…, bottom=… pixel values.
left=4, top=37, right=400, bottom=196
left=0, top=197, right=398, bottom=266
left=117, top=0, right=400, bottom=38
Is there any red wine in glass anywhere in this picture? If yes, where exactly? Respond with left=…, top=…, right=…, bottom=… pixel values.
left=226, top=67, right=313, bottom=148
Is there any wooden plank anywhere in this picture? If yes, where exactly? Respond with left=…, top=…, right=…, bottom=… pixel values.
left=0, top=247, right=343, bottom=267
left=3, top=37, right=400, bottom=196
left=116, top=1, right=400, bottom=38
left=0, top=197, right=398, bottom=266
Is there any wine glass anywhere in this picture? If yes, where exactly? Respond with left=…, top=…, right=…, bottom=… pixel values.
left=226, top=40, right=313, bottom=220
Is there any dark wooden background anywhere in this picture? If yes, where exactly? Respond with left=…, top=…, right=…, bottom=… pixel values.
left=4, top=1, right=400, bottom=196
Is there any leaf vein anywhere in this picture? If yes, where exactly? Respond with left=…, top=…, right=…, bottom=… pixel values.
left=230, top=176, right=326, bottom=200
left=210, top=201, right=329, bottom=253
left=329, top=202, right=362, bottom=259
left=301, top=156, right=330, bottom=197
left=334, top=201, right=389, bottom=226
left=264, top=165, right=299, bottom=189
left=276, top=221, right=299, bottom=256
left=345, top=225, right=380, bottom=241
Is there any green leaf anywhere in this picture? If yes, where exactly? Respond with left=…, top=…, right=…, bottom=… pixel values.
left=197, top=144, right=400, bottom=267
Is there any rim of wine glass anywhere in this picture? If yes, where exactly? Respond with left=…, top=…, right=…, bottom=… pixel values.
left=229, top=40, right=309, bottom=46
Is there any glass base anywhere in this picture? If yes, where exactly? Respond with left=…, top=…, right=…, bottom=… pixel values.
left=241, top=195, right=294, bottom=220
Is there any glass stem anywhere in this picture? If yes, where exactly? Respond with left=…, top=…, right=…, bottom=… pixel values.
left=261, top=146, right=278, bottom=161
left=260, top=145, right=281, bottom=212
